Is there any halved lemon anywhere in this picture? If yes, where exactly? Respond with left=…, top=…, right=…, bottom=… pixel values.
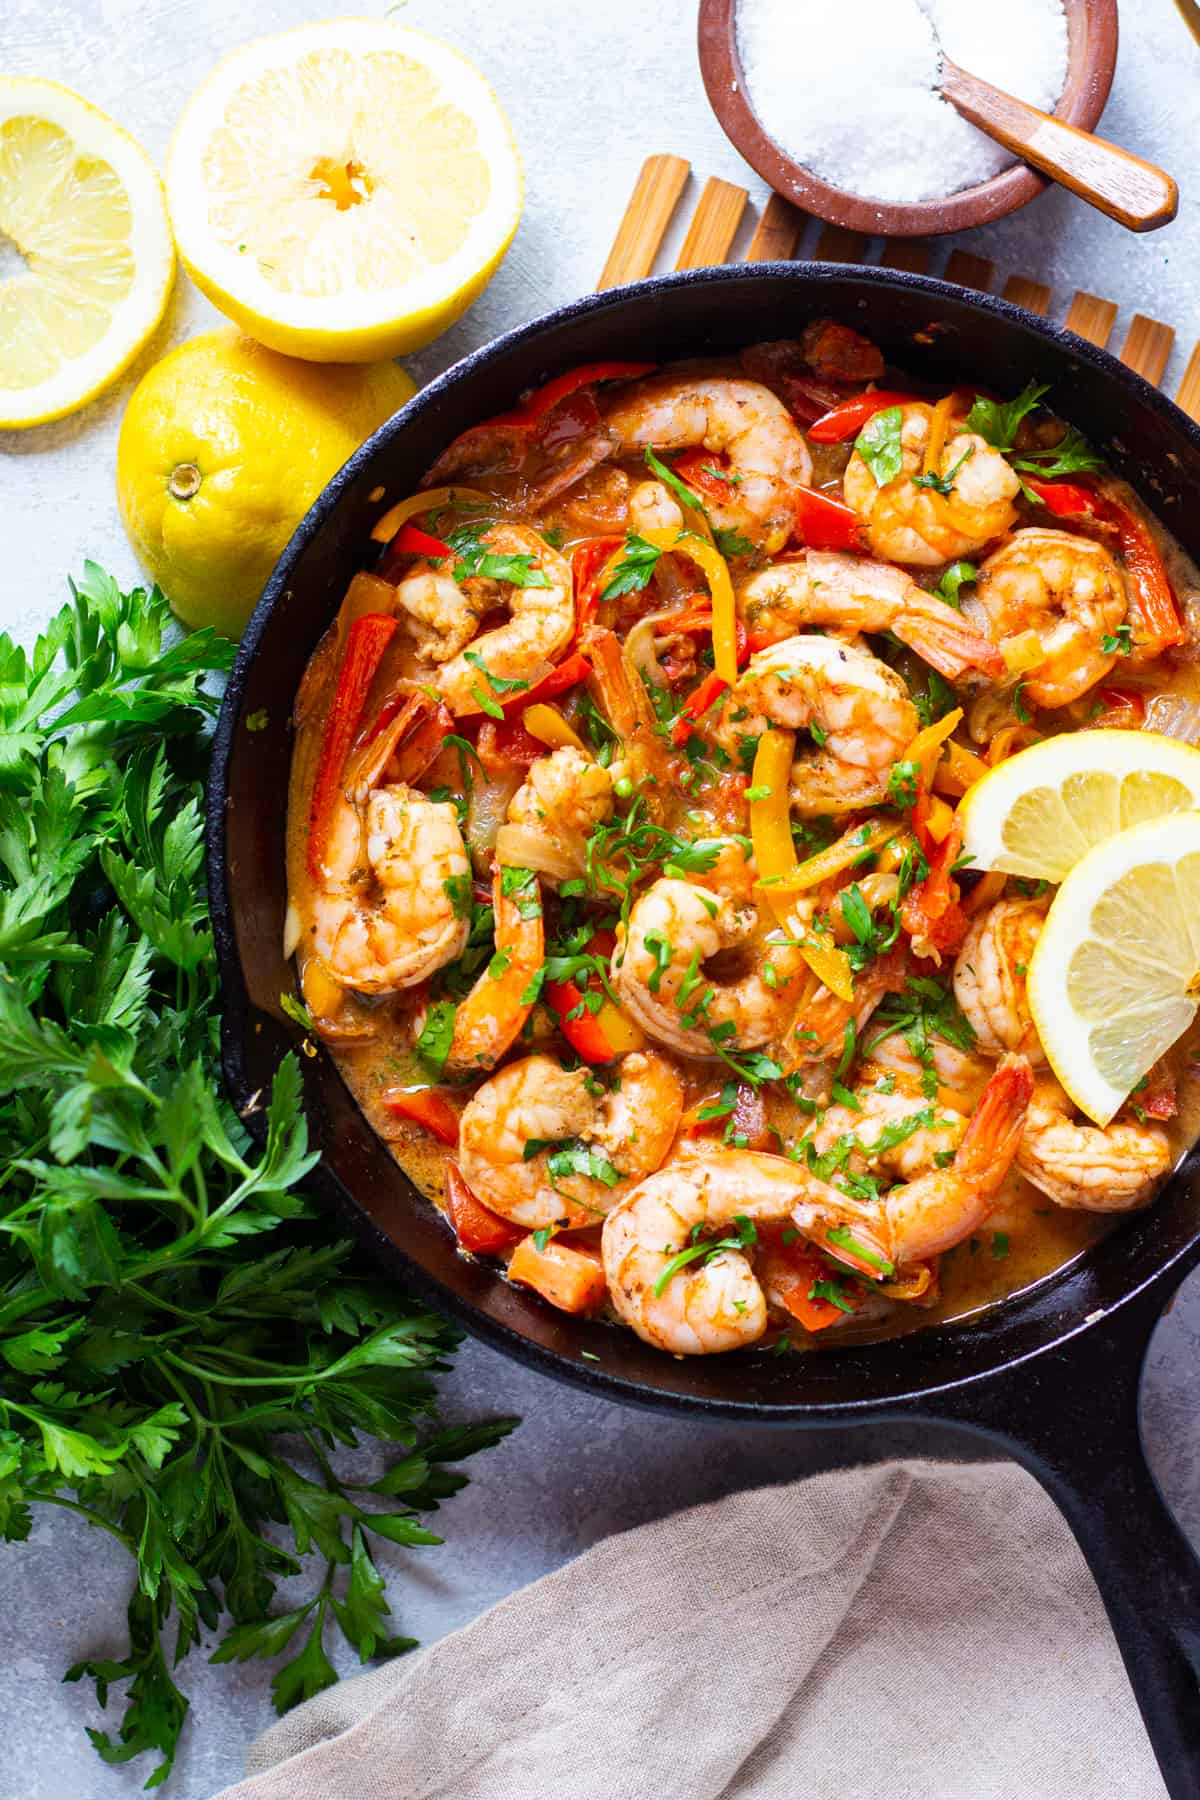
left=959, top=729, right=1200, bottom=883
left=1028, top=811, right=1200, bottom=1125
left=165, top=19, right=523, bottom=363
left=0, top=78, right=174, bottom=428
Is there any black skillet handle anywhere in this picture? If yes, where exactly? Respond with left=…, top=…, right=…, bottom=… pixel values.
left=930, top=1286, right=1200, bottom=1800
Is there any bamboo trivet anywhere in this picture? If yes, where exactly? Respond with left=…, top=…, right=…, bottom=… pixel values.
left=600, top=154, right=1195, bottom=417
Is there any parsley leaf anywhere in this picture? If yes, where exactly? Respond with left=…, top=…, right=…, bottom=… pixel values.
left=444, top=524, right=551, bottom=588
left=652, top=1214, right=757, bottom=1296
left=600, top=532, right=662, bottom=601
left=854, top=406, right=904, bottom=487
left=964, top=380, right=1051, bottom=451
left=933, top=561, right=977, bottom=609
left=0, top=572, right=517, bottom=1785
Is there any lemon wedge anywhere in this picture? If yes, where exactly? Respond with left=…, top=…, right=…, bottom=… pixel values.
left=1028, top=811, right=1200, bottom=1124
left=0, top=78, right=174, bottom=428
left=165, top=19, right=523, bottom=362
left=959, top=729, right=1200, bottom=882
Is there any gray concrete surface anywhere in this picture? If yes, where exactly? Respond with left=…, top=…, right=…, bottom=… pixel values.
left=3, top=0, right=1200, bottom=1793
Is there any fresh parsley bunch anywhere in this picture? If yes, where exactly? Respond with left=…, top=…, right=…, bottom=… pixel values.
left=0, top=566, right=514, bottom=1787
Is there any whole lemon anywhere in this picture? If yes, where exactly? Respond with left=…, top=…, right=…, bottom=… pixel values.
left=116, top=328, right=415, bottom=637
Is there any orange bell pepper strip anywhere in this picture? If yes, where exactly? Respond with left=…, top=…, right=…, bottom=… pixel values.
left=792, top=485, right=869, bottom=553
left=507, top=1234, right=607, bottom=1313
left=639, top=526, right=739, bottom=684
left=759, top=1228, right=865, bottom=1331
left=806, top=390, right=922, bottom=442
left=445, top=1163, right=523, bottom=1256
left=307, top=612, right=397, bottom=881
left=380, top=1087, right=460, bottom=1147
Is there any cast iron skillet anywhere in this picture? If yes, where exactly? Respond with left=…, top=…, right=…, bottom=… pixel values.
left=207, top=265, right=1200, bottom=1799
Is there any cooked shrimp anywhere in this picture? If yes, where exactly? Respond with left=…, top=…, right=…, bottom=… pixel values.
left=781, top=946, right=910, bottom=1071
left=628, top=478, right=684, bottom=536
left=843, top=402, right=1020, bottom=567
left=724, top=634, right=918, bottom=815
left=603, top=376, right=813, bottom=552
left=506, top=746, right=614, bottom=882
left=972, top=529, right=1129, bottom=708
left=1016, top=1075, right=1172, bottom=1211
left=864, top=1029, right=994, bottom=1112
left=738, top=550, right=1002, bottom=680
left=603, top=1148, right=838, bottom=1354
left=954, top=895, right=1049, bottom=1062
left=443, top=862, right=544, bottom=1077
left=393, top=565, right=481, bottom=664
left=810, top=1082, right=966, bottom=1182
left=437, top=525, right=574, bottom=715
left=793, top=1054, right=1033, bottom=1267
left=459, top=1051, right=683, bottom=1229
left=311, top=783, right=469, bottom=995
left=615, top=877, right=805, bottom=1056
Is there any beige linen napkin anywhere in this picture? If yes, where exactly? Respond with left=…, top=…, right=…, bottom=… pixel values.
left=215, top=1457, right=1165, bottom=1800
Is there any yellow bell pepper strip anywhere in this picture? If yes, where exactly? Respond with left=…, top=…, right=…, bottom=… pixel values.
left=923, top=795, right=956, bottom=845
left=934, top=739, right=990, bottom=799
left=640, top=527, right=739, bottom=684
left=748, top=729, right=854, bottom=1002
left=901, top=706, right=964, bottom=771
left=756, top=816, right=903, bottom=899
left=522, top=702, right=591, bottom=754
left=923, top=392, right=958, bottom=478
left=370, top=484, right=495, bottom=545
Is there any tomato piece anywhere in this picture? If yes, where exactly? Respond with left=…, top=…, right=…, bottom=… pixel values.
left=478, top=717, right=546, bottom=768
left=655, top=604, right=749, bottom=668
left=671, top=448, right=739, bottom=507
left=502, top=651, right=593, bottom=719
left=307, top=613, right=397, bottom=881
left=792, top=485, right=868, bottom=552
left=380, top=1087, right=460, bottom=1146
left=901, top=818, right=969, bottom=959
left=806, top=391, right=922, bottom=443
left=445, top=1163, right=523, bottom=1256
left=507, top=1235, right=607, bottom=1313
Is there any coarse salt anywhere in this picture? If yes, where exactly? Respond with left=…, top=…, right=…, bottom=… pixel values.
left=735, top=0, right=1069, bottom=205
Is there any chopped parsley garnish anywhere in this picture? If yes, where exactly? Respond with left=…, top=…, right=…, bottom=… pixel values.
left=1101, top=623, right=1133, bottom=656
left=499, top=865, right=542, bottom=919
left=808, top=1278, right=859, bottom=1314
left=965, top=381, right=1103, bottom=479
left=443, top=873, right=472, bottom=919
left=913, top=443, right=974, bottom=495
left=933, top=561, right=977, bottom=609
left=854, top=405, right=904, bottom=487
left=713, top=526, right=756, bottom=559
left=600, top=532, right=662, bottom=601
left=825, top=1225, right=894, bottom=1275
left=912, top=669, right=958, bottom=730
left=645, top=445, right=706, bottom=517
left=417, top=998, right=457, bottom=1074
left=887, top=759, right=920, bottom=809
left=652, top=1214, right=758, bottom=1296
left=444, top=523, right=552, bottom=588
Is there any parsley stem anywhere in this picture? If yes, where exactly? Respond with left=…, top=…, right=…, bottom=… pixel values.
left=33, top=1492, right=135, bottom=1548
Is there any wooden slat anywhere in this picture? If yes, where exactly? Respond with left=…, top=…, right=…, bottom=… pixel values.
left=1063, top=291, right=1119, bottom=349
left=1175, top=342, right=1200, bottom=422
left=944, top=250, right=995, bottom=292
left=597, top=154, right=689, bottom=290
left=1120, top=314, right=1175, bottom=385
left=811, top=223, right=870, bottom=264
left=881, top=241, right=932, bottom=274
left=1003, top=274, right=1051, bottom=316
left=744, top=193, right=804, bottom=263
left=675, top=176, right=748, bottom=270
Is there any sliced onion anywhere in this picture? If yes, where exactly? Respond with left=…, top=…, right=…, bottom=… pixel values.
left=282, top=898, right=302, bottom=960
left=624, top=610, right=673, bottom=686
left=495, top=822, right=583, bottom=882
left=466, top=769, right=521, bottom=863
left=1144, top=694, right=1200, bottom=744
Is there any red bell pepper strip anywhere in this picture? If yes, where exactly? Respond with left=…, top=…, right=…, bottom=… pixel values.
left=307, top=612, right=397, bottom=881
left=806, top=390, right=922, bottom=443
left=571, top=535, right=625, bottom=627
left=445, top=1163, right=523, bottom=1256
left=1019, top=477, right=1098, bottom=519
left=486, top=361, right=657, bottom=434
left=655, top=603, right=749, bottom=668
left=392, top=522, right=452, bottom=558
left=900, top=817, right=969, bottom=960
left=380, top=1087, right=460, bottom=1146
left=670, top=670, right=730, bottom=745
left=544, top=978, right=617, bottom=1063
left=500, top=650, right=592, bottom=719
left=793, top=485, right=868, bottom=553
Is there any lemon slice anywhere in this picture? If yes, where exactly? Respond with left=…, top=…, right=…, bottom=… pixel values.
left=0, top=78, right=174, bottom=428
left=1028, top=811, right=1200, bottom=1124
left=959, top=729, right=1200, bottom=882
left=165, top=19, right=523, bottom=362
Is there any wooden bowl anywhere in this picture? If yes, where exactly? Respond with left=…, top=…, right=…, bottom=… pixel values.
left=697, top=0, right=1118, bottom=237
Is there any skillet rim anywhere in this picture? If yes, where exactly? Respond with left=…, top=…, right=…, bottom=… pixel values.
left=207, top=260, right=1200, bottom=1422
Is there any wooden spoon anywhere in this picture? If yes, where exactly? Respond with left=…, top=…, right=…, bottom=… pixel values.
left=939, top=58, right=1178, bottom=233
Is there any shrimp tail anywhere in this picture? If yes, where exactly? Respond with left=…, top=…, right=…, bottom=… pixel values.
left=892, top=594, right=1005, bottom=681
left=954, top=1051, right=1034, bottom=1191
